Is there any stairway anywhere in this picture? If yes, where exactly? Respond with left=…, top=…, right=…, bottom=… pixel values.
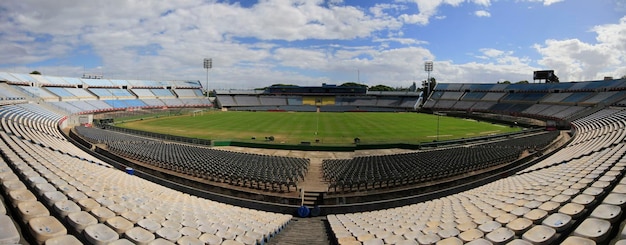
left=267, top=216, right=330, bottom=245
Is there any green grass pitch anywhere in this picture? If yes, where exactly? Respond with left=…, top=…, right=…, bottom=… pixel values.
left=117, top=111, right=521, bottom=145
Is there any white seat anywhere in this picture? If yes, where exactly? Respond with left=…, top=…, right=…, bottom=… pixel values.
left=108, top=238, right=136, bottom=245
left=221, top=240, right=245, bottom=245
left=28, top=216, right=67, bottom=245
left=138, top=218, right=162, bottom=233
left=589, top=204, right=622, bottom=223
left=464, top=238, right=492, bottom=245
left=485, top=227, right=514, bottom=245
left=362, top=238, right=384, bottom=245
left=90, top=206, right=116, bottom=222
left=603, top=193, right=626, bottom=207
left=179, top=226, right=201, bottom=238
left=84, top=223, right=119, bottom=245
left=557, top=205, right=583, bottom=223
left=507, top=239, right=532, bottom=245
left=177, top=236, right=204, bottom=245
left=148, top=238, right=176, bottom=244
left=66, top=211, right=97, bottom=233
left=106, top=216, right=134, bottom=235
left=505, top=218, right=533, bottom=235
left=572, top=218, right=611, bottom=243
left=124, top=226, right=155, bottom=245
left=0, top=215, right=20, bottom=244
left=156, top=227, right=182, bottom=242
left=2, top=179, right=27, bottom=192
left=44, top=234, right=82, bottom=245
left=560, top=236, right=596, bottom=245
left=53, top=199, right=81, bottom=217
left=521, top=225, right=555, bottom=245
left=198, top=233, right=222, bottom=245
left=477, top=221, right=501, bottom=233
left=416, top=234, right=440, bottom=244
left=8, top=189, right=37, bottom=207
left=77, top=198, right=100, bottom=212
left=42, top=191, right=68, bottom=206
left=458, top=228, right=483, bottom=243
left=17, top=200, right=50, bottom=224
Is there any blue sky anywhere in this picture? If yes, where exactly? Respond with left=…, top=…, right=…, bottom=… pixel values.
left=0, top=0, right=625, bottom=89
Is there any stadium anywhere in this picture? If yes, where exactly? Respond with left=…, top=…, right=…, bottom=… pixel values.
left=0, top=70, right=625, bottom=245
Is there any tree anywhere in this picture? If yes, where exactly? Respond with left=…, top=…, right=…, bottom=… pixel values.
left=516, top=80, right=529, bottom=84
left=498, top=80, right=511, bottom=84
left=621, top=75, right=626, bottom=79
left=30, top=70, right=41, bottom=75
left=339, top=82, right=368, bottom=88
left=369, top=84, right=394, bottom=91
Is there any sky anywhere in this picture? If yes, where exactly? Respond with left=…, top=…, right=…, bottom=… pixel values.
left=1, top=0, right=625, bottom=89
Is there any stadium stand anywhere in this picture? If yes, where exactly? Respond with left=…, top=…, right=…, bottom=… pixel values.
left=0, top=103, right=291, bottom=244
left=215, top=87, right=420, bottom=112
left=4, top=72, right=626, bottom=244
left=73, top=126, right=309, bottom=192
left=423, top=79, right=626, bottom=122
left=322, top=131, right=558, bottom=192
left=327, top=108, right=626, bottom=244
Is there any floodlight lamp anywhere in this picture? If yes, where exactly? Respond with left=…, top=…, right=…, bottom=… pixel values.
left=204, top=58, right=212, bottom=69
left=424, top=61, right=433, bottom=72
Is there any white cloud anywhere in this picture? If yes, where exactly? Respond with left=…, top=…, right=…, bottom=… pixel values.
left=534, top=17, right=626, bottom=81
left=521, top=0, right=565, bottom=6
left=474, top=10, right=491, bottom=17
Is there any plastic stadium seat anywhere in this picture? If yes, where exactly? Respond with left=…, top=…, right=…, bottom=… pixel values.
left=362, top=238, right=384, bottom=245
left=121, top=211, right=143, bottom=224
left=521, top=225, right=556, bottom=245
left=198, top=233, right=222, bottom=245
left=0, top=215, right=20, bottom=244
left=66, top=211, right=97, bottom=233
left=572, top=218, right=612, bottom=243
left=156, top=227, right=182, bottom=242
left=2, top=179, right=27, bottom=192
left=395, top=240, right=418, bottom=245
left=523, top=209, right=548, bottom=224
left=138, top=218, right=162, bottom=233
left=478, top=221, right=501, bottom=233
left=416, top=234, right=440, bottom=244
left=177, top=236, right=204, bottom=245
left=485, top=227, right=514, bottom=244
left=145, top=238, right=175, bottom=244
left=560, top=236, right=596, bottom=245
left=42, top=191, right=68, bottom=206
left=505, top=218, right=533, bottom=235
left=77, top=198, right=101, bottom=212
left=106, top=216, right=134, bottom=235
left=52, top=199, right=81, bottom=218
left=44, top=234, right=82, bottom=245
left=84, top=223, right=119, bottom=245
left=8, top=189, right=37, bottom=207
left=437, top=237, right=463, bottom=245
left=108, top=239, right=135, bottom=245
left=124, top=226, right=155, bottom=245
left=17, top=200, right=50, bottom=224
left=90, top=206, right=116, bottom=222
left=603, top=193, right=626, bottom=207
left=589, top=204, right=622, bottom=223
left=458, top=228, right=484, bottom=243
left=28, top=216, right=67, bottom=245
left=465, top=238, right=492, bottom=245
left=542, top=213, right=573, bottom=232
left=558, top=203, right=586, bottom=219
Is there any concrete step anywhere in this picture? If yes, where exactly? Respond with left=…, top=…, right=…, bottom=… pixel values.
left=267, top=217, right=330, bottom=245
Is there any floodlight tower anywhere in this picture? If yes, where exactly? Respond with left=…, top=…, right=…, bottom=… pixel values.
left=203, top=58, right=212, bottom=96
left=424, top=61, right=433, bottom=98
